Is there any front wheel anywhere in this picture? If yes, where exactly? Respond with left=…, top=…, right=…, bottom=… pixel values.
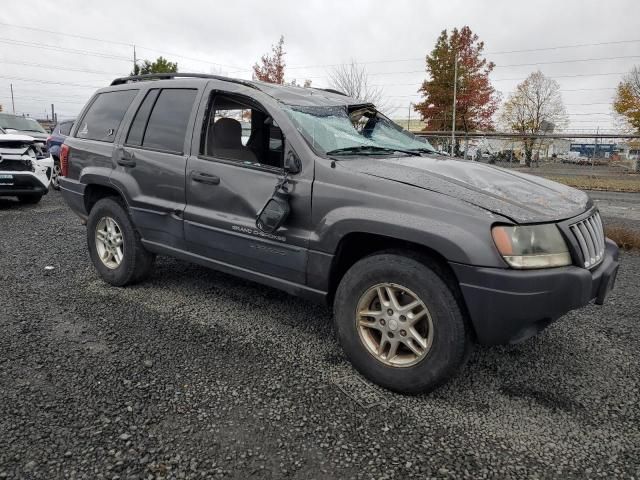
left=87, top=197, right=155, bottom=286
left=51, top=158, right=61, bottom=191
left=334, top=253, right=469, bottom=393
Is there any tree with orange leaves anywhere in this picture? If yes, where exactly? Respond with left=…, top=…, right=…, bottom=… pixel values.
left=415, top=26, right=499, bottom=137
left=613, top=67, right=640, bottom=133
left=253, top=36, right=286, bottom=84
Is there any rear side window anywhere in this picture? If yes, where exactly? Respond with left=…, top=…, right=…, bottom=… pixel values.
left=76, top=90, right=138, bottom=142
left=59, top=121, right=73, bottom=136
left=135, top=89, right=197, bottom=154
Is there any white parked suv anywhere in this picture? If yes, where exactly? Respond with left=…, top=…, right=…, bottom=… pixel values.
left=0, top=129, right=53, bottom=204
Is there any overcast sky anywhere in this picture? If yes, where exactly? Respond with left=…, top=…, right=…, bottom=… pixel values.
left=1, top=0, right=639, bottom=131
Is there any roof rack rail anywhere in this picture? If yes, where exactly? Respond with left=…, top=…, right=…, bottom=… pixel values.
left=110, top=73, right=259, bottom=90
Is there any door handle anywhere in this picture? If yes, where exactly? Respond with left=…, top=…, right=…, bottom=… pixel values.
left=117, top=151, right=136, bottom=167
left=192, top=172, right=220, bottom=185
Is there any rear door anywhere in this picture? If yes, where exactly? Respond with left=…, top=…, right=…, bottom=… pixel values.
left=183, top=85, right=313, bottom=285
left=110, top=86, right=201, bottom=246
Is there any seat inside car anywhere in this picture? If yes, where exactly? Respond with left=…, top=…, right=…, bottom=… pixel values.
left=207, top=117, right=258, bottom=163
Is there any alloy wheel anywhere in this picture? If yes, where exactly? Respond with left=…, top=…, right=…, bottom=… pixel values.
left=95, top=216, right=124, bottom=269
left=356, top=283, right=434, bottom=367
left=51, top=163, right=61, bottom=189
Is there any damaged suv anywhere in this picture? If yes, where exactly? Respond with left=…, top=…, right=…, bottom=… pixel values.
left=59, top=74, right=619, bottom=393
left=0, top=131, right=53, bottom=203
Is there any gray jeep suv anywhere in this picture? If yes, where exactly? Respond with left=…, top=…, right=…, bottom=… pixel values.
left=59, top=73, right=619, bottom=393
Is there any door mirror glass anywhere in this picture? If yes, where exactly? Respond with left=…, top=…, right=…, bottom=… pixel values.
left=256, top=191, right=290, bottom=233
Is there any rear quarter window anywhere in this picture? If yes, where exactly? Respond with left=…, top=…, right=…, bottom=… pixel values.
left=76, top=90, right=138, bottom=143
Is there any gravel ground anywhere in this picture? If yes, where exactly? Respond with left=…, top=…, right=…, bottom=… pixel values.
left=0, top=192, right=638, bottom=479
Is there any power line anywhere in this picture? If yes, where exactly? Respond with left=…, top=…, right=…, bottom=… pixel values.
left=0, top=23, right=245, bottom=71
left=360, top=55, right=640, bottom=76
left=370, top=77, right=622, bottom=87
left=0, top=37, right=131, bottom=61
left=309, top=70, right=630, bottom=83
left=228, top=38, right=640, bottom=73
left=485, top=39, right=640, bottom=55
left=493, top=54, right=640, bottom=68
left=0, top=21, right=134, bottom=47
left=0, top=96, right=86, bottom=105
left=5, top=54, right=627, bottom=86
left=493, top=71, right=627, bottom=82
left=0, top=60, right=119, bottom=76
left=0, top=76, right=101, bottom=89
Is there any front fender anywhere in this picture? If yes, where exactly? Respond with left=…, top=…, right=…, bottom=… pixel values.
left=312, top=206, right=506, bottom=268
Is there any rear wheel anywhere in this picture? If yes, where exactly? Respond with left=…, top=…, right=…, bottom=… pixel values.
left=334, top=252, right=469, bottom=393
left=17, top=194, right=42, bottom=204
left=87, top=197, right=155, bottom=286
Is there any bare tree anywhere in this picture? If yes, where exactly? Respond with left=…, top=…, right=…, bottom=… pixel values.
left=328, top=60, right=386, bottom=109
left=500, top=71, right=567, bottom=166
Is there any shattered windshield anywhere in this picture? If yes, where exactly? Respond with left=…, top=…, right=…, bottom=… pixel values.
left=284, top=105, right=436, bottom=157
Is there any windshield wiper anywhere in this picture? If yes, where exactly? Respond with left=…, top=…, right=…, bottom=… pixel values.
left=326, top=146, right=416, bottom=156
left=409, top=147, right=438, bottom=154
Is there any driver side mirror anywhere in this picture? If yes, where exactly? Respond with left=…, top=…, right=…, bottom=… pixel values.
left=256, top=190, right=290, bottom=233
left=284, top=151, right=301, bottom=174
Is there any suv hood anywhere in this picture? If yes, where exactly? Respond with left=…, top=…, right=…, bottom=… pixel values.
left=0, top=133, right=36, bottom=143
left=342, top=155, right=590, bottom=223
left=3, top=129, right=48, bottom=141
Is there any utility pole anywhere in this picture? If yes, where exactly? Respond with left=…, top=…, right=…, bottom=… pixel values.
left=450, top=52, right=458, bottom=156
left=133, top=45, right=137, bottom=74
left=407, top=102, right=412, bottom=130
left=51, top=104, right=55, bottom=124
left=10, top=83, right=15, bottom=114
left=591, top=126, right=599, bottom=173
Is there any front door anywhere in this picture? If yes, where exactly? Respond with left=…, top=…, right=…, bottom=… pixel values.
left=183, top=90, right=312, bottom=284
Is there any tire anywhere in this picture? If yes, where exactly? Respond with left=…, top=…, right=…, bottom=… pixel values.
left=51, top=158, right=61, bottom=191
left=334, top=252, right=469, bottom=393
left=17, top=194, right=43, bottom=204
left=87, top=197, right=155, bottom=286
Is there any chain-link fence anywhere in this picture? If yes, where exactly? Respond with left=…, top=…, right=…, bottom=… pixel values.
left=412, top=132, right=640, bottom=188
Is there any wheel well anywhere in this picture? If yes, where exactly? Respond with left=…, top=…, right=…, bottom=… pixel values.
left=328, top=232, right=468, bottom=314
left=84, top=184, right=125, bottom=214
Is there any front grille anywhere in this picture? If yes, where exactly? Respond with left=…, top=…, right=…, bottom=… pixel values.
left=568, top=211, right=605, bottom=268
left=0, top=159, right=33, bottom=172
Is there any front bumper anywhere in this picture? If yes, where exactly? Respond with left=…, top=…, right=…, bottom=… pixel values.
left=450, top=239, right=619, bottom=345
left=0, top=172, right=50, bottom=196
left=0, top=155, right=53, bottom=197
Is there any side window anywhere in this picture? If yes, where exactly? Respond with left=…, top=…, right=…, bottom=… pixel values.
left=59, top=122, right=73, bottom=136
left=201, top=94, right=284, bottom=169
left=141, top=89, right=197, bottom=154
left=76, top=90, right=138, bottom=142
left=126, top=89, right=160, bottom=146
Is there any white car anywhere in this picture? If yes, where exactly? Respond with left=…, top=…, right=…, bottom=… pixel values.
left=0, top=131, right=54, bottom=204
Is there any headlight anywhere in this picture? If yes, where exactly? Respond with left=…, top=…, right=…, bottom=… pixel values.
left=492, top=224, right=571, bottom=269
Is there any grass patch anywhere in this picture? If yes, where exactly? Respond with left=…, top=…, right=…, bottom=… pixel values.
left=540, top=175, right=640, bottom=193
left=605, top=225, right=640, bottom=250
